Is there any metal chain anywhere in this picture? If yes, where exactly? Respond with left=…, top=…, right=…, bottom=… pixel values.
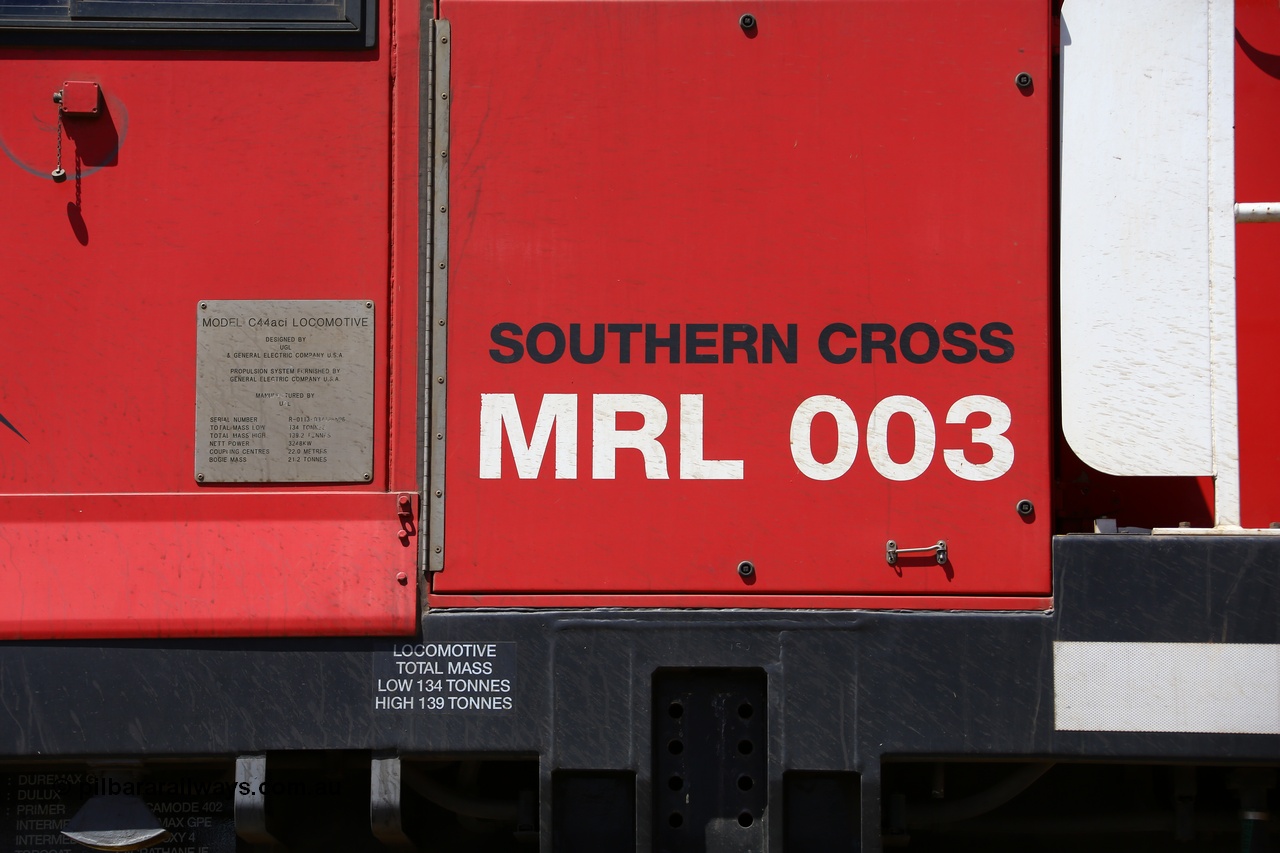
left=51, top=95, right=66, bottom=183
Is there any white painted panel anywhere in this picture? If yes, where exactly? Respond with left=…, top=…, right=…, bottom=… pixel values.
left=1204, top=0, right=1238, bottom=525
left=1054, top=642, right=1280, bottom=734
left=1060, top=0, right=1219, bottom=476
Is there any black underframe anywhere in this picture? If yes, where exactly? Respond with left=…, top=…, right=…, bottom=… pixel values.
left=0, top=536, right=1276, bottom=850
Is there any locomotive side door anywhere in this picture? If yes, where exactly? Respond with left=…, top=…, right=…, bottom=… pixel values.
left=430, top=0, right=1052, bottom=601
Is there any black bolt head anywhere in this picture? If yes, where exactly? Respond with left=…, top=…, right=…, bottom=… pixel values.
left=1015, top=72, right=1033, bottom=89
left=737, top=560, right=755, bottom=578
left=739, top=13, right=756, bottom=30
left=1016, top=499, right=1034, bottom=516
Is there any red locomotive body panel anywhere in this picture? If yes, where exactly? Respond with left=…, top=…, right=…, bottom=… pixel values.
left=1235, top=0, right=1280, bottom=529
left=0, top=12, right=423, bottom=637
left=435, top=0, right=1052, bottom=600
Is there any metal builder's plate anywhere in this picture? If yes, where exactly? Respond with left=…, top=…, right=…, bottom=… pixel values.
left=196, top=300, right=375, bottom=483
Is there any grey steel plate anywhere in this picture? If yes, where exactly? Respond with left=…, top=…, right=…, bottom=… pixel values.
left=196, top=300, right=375, bottom=483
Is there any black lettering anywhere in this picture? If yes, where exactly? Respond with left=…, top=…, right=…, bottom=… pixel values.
left=979, top=322, right=1015, bottom=363
left=489, top=323, right=523, bottom=363
left=607, top=323, right=642, bottom=364
left=526, top=323, right=566, bottom=364
left=685, top=324, right=719, bottom=364
left=723, top=324, right=759, bottom=364
left=860, top=323, right=897, bottom=363
left=942, top=322, right=978, bottom=364
left=763, top=323, right=798, bottom=363
left=645, top=323, right=681, bottom=364
left=900, top=322, right=940, bottom=364
left=818, top=322, right=857, bottom=364
left=569, top=324, right=604, bottom=364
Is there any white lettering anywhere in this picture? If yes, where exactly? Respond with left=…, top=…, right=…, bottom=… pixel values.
left=790, top=395, right=859, bottom=480
left=866, top=395, right=935, bottom=481
left=479, top=393, right=577, bottom=479
left=944, top=395, right=1014, bottom=480
left=592, top=394, right=669, bottom=479
left=679, top=394, right=743, bottom=479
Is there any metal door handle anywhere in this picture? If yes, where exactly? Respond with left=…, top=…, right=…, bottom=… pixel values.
left=886, top=540, right=947, bottom=566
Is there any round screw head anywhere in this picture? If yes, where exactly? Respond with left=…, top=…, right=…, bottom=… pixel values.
left=737, top=560, right=755, bottom=578
left=1015, top=71, right=1033, bottom=89
left=739, top=13, right=755, bottom=29
left=196, top=474, right=205, bottom=482
left=396, top=572, right=408, bottom=584
left=1015, top=499, right=1034, bottom=516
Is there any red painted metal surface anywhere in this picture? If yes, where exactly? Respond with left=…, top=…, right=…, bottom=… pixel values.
left=1054, top=440, right=1214, bottom=533
left=58, top=81, right=101, bottom=116
left=0, top=8, right=421, bottom=636
left=436, top=0, right=1051, bottom=598
left=430, top=593, right=1054, bottom=611
left=0, top=494, right=415, bottom=638
left=1236, top=0, right=1280, bottom=529
left=389, top=7, right=425, bottom=494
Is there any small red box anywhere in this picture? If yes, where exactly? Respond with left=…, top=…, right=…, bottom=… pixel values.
left=60, top=80, right=100, bottom=115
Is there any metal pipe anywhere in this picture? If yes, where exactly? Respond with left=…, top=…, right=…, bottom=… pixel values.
left=1236, top=203, right=1280, bottom=222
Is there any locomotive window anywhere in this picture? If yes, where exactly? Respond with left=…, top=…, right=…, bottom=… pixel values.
left=0, top=0, right=374, bottom=47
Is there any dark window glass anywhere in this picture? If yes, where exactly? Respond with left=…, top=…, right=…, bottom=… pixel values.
left=0, top=0, right=374, bottom=47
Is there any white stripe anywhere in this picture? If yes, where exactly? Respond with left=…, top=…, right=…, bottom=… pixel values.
left=1206, top=0, right=1239, bottom=527
left=1054, top=642, right=1280, bottom=734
